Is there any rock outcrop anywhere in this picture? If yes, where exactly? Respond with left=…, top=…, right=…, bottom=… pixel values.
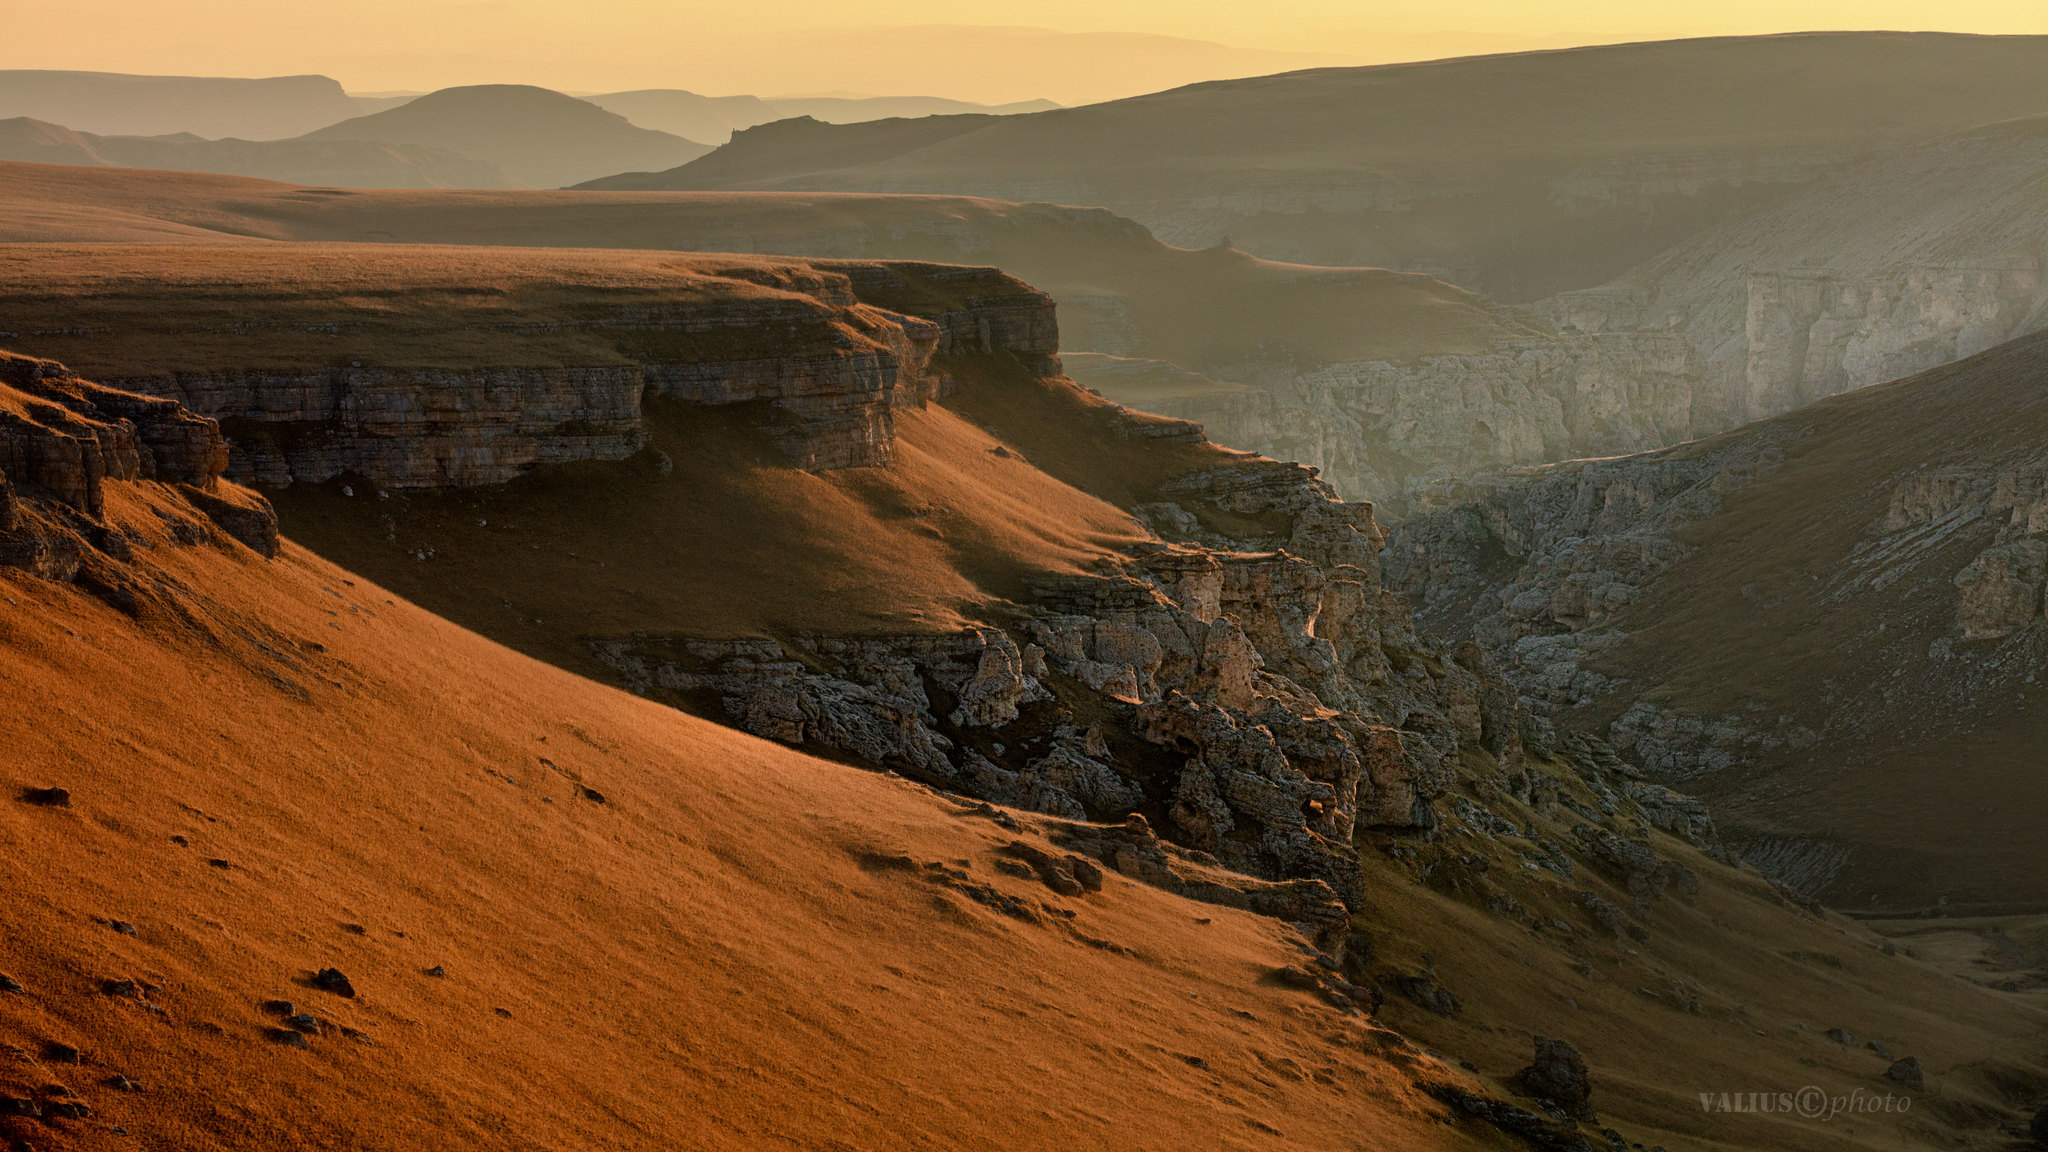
left=44, top=255, right=1058, bottom=490
left=1383, top=330, right=2048, bottom=907
left=0, top=349, right=278, bottom=584
left=590, top=434, right=1723, bottom=920
left=1125, top=332, right=1698, bottom=512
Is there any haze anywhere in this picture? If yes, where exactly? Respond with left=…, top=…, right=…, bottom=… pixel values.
left=4, top=0, right=2045, bottom=102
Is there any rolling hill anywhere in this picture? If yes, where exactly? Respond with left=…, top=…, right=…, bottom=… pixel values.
left=299, top=85, right=710, bottom=189
left=0, top=118, right=518, bottom=189
left=0, top=69, right=363, bottom=140
left=592, top=33, right=2048, bottom=304
left=587, top=90, right=1058, bottom=145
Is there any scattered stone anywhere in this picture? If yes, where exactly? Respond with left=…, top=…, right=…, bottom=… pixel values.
left=108, top=920, right=137, bottom=936
left=0, top=974, right=23, bottom=994
left=262, top=999, right=295, bottom=1016
left=267, top=1028, right=309, bottom=1049
left=1185, top=1055, right=1210, bottom=1069
left=1000, top=841, right=1103, bottom=896
left=104, top=1075, right=139, bottom=1092
left=494, top=1007, right=513, bottom=1018
left=580, top=787, right=607, bottom=804
left=19, top=787, right=70, bottom=808
left=312, top=968, right=356, bottom=998
left=42, top=1043, right=79, bottom=1064
left=1519, top=1036, right=1596, bottom=1122
left=1578, top=891, right=1628, bottom=937
left=42, top=1101, right=90, bottom=1120
left=206, top=858, right=232, bottom=870
left=1885, top=1056, right=1925, bottom=1090
left=101, top=979, right=139, bottom=999
left=285, top=1013, right=322, bottom=1035
left=341, top=923, right=365, bottom=935
left=1826, top=1028, right=1857, bottom=1045
left=1388, top=971, right=1462, bottom=1016
left=1867, top=1039, right=1894, bottom=1060
left=1, top=1097, right=38, bottom=1118
left=38, top=1086, right=68, bottom=1098
left=170, top=835, right=188, bottom=846
left=1424, top=1082, right=1599, bottom=1152
left=1275, top=965, right=1325, bottom=991
left=424, top=966, right=446, bottom=978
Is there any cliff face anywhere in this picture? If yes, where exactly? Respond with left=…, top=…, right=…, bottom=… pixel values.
left=1384, top=331, right=2048, bottom=909
left=1525, top=115, right=2048, bottom=437
left=0, top=349, right=277, bottom=588
left=1092, top=115, right=2048, bottom=511
left=1112, top=333, right=1699, bottom=512
left=0, top=247, right=1057, bottom=489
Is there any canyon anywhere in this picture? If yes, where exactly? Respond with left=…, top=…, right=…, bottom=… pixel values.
left=1117, top=113, right=2048, bottom=510
left=3, top=32, right=2048, bottom=1149
left=1387, top=331, right=2048, bottom=912
left=4, top=242, right=2041, bottom=1150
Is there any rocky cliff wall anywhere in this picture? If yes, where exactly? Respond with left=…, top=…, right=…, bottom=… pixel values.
left=74, top=260, right=1057, bottom=489
left=1115, top=332, right=1700, bottom=513
left=0, top=349, right=278, bottom=587
left=1100, top=119, right=2048, bottom=513
left=1525, top=117, right=2048, bottom=441
left=1379, top=332, right=2048, bottom=902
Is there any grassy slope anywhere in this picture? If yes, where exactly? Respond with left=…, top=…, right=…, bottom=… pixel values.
left=0, top=484, right=1471, bottom=1152
left=1578, top=333, right=2048, bottom=910
left=4, top=483, right=2041, bottom=1152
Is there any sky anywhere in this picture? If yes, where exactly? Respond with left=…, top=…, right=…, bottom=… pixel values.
left=5, top=0, right=2046, bottom=104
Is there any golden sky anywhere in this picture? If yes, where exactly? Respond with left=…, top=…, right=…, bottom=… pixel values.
left=7, top=0, right=2047, bottom=103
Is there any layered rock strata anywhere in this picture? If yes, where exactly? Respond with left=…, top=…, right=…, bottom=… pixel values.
left=1099, top=118, right=2048, bottom=510
left=84, top=261, right=1057, bottom=489
left=0, top=349, right=278, bottom=584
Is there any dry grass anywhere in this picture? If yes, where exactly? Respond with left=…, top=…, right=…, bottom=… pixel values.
left=0, top=165, right=1522, bottom=371
left=0, top=483, right=1472, bottom=1152
left=0, top=241, right=914, bottom=374
left=271, top=393, right=1154, bottom=672
left=2, top=484, right=2040, bottom=1152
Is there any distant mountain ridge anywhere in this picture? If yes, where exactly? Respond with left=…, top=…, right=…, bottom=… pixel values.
left=0, top=116, right=516, bottom=189
left=587, top=90, right=1058, bottom=144
left=598, top=32, right=2048, bottom=304
left=299, top=84, right=710, bottom=189
left=0, top=68, right=363, bottom=139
